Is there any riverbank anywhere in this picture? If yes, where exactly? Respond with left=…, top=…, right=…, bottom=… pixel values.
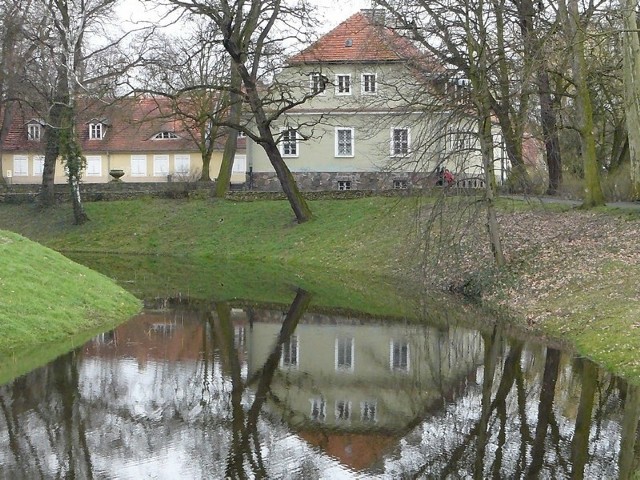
left=0, top=230, right=141, bottom=382
left=0, top=195, right=638, bottom=381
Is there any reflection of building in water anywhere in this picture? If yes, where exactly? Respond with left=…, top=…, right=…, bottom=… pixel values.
left=246, top=309, right=485, bottom=471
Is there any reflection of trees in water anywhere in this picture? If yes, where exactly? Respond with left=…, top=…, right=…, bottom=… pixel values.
left=216, top=289, right=312, bottom=479
left=1, top=306, right=640, bottom=478
left=387, top=326, right=638, bottom=479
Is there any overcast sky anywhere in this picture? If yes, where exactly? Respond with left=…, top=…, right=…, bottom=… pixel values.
left=117, top=0, right=374, bottom=36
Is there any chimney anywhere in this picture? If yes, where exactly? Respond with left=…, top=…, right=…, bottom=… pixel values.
left=361, top=8, right=387, bottom=26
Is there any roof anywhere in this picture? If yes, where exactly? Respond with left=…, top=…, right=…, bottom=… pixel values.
left=288, top=10, right=428, bottom=65
left=1, top=96, right=239, bottom=154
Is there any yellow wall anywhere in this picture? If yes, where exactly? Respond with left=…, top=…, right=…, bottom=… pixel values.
left=1, top=150, right=246, bottom=184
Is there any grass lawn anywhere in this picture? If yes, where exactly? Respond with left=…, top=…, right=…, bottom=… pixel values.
left=0, top=230, right=141, bottom=383
left=1, top=195, right=640, bottom=384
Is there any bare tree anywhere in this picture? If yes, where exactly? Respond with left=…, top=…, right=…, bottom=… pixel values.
left=375, top=0, right=507, bottom=266
left=136, top=22, right=231, bottom=183
left=163, top=0, right=319, bottom=223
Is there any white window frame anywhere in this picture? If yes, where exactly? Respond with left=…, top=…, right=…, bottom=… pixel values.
left=153, top=154, right=170, bottom=177
left=280, top=128, right=299, bottom=157
left=27, top=123, right=41, bottom=141
left=152, top=131, right=179, bottom=140
left=309, top=73, right=326, bottom=95
left=335, top=400, right=352, bottom=421
left=32, top=155, right=45, bottom=176
left=335, top=127, right=354, bottom=157
left=335, top=74, right=351, bottom=95
left=85, top=156, right=102, bottom=177
left=281, top=335, right=299, bottom=368
left=232, top=154, right=246, bottom=174
left=361, top=73, right=377, bottom=94
left=390, top=339, right=410, bottom=372
left=391, top=127, right=411, bottom=156
left=130, top=155, right=147, bottom=177
left=361, top=401, right=377, bottom=422
left=13, top=155, right=28, bottom=176
left=335, top=337, right=354, bottom=372
left=174, top=154, right=190, bottom=175
left=89, top=123, right=104, bottom=140
left=310, top=398, right=326, bottom=422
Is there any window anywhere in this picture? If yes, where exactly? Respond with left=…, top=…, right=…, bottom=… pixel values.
left=131, top=155, right=147, bottom=176
left=280, top=128, right=298, bottom=157
left=335, top=400, right=352, bottom=421
left=310, top=398, right=326, bottom=422
left=281, top=335, right=299, bottom=368
left=13, top=155, right=28, bottom=176
left=234, top=326, right=245, bottom=348
left=32, top=156, right=44, bottom=176
left=27, top=123, right=41, bottom=141
left=153, top=155, right=170, bottom=176
left=174, top=154, right=190, bottom=175
left=335, top=127, right=354, bottom=157
left=336, top=74, right=351, bottom=95
left=362, top=73, right=377, bottom=94
left=335, top=337, right=354, bottom=371
left=232, top=154, right=246, bottom=173
left=393, top=179, right=408, bottom=189
left=391, top=128, right=410, bottom=156
left=85, top=156, right=102, bottom=177
left=337, top=180, right=352, bottom=191
left=152, top=131, right=179, bottom=139
left=390, top=340, right=410, bottom=372
left=89, top=123, right=104, bottom=140
left=309, top=73, right=326, bottom=94
left=361, top=401, right=377, bottom=422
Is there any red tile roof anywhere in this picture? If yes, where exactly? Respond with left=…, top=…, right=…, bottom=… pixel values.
left=1, top=96, right=232, bottom=153
left=288, top=10, right=428, bottom=65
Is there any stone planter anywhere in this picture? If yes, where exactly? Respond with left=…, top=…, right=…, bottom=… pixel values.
left=109, top=169, right=125, bottom=182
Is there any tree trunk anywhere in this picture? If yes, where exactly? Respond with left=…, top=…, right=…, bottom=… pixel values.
left=538, top=70, right=563, bottom=195
left=618, top=382, right=640, bottom=479
left=480, top=109, right=506, bottom=267
left=561, top=0, right=605, bottom=208
left=0, top=102, right=17, bottom=187
left=199, top=149, right=213, bottom=182
left=39, top=115, right=61, bottom=208
left=215, top=67, right=242, bottom=197
left=571, top=358, right=597, bottom=479
left=526, top=347, right=561, bottom=478
left=622, top=0, right=640, bottom=200
left=236, top=61, right=312, bottom=223
left=69, top=175, right=88, bottom=225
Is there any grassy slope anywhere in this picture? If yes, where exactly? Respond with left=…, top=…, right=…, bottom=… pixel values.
left=0, top=230, right=141, bottom=383
left=1, top=196, right=639, bottom=383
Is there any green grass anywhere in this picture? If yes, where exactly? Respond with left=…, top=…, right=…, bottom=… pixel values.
left=2, top=195, right=640, bottom=385
left=0, top=230, right=141, bottom=382
left=0, top=197, right=420, bottom=276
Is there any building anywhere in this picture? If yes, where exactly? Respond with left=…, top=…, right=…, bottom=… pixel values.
left=0, top=96, right=247, bottom=185
left=246, top=9, right=510, bottom=191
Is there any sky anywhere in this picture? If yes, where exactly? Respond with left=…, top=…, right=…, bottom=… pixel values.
left=117, top=0, right=374, bottom=37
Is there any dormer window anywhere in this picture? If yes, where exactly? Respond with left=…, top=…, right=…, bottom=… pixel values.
left=153, top=131, right=179, bottom=140
left=27, top=123, right=42, bottom=141
left=89, top=123, right=105, bottom=140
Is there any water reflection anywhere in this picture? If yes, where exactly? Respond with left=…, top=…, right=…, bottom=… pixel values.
left=0, top=295, right=639, bottom=479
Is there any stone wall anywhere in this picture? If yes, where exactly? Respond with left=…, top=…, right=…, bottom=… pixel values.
left=249, top=171, right=434, bottom=191
left=0, top=171, right=439, bottom=204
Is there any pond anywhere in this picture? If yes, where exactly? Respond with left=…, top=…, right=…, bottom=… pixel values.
left=0, top=259, right=638, bottom=479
